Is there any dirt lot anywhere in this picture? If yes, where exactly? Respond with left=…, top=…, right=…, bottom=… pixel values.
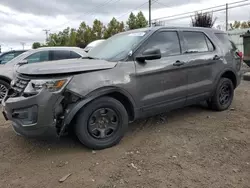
left=0, top=81, right=250, bottom=188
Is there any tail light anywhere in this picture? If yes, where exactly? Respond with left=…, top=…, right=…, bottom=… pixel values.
left=236, top=51, right=243, bottom=62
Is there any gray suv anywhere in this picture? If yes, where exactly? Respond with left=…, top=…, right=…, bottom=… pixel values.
left=2, top=27, right=242, bottom=149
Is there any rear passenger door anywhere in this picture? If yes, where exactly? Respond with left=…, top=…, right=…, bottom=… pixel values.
left=179, top=31, right=223, bottom=104
left=51, top=50, right=81, bottom=61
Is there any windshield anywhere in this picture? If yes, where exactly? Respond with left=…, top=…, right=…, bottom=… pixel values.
left=87, top=31, right=148, bottom=61
left=86, top=40, right=105, bottom=48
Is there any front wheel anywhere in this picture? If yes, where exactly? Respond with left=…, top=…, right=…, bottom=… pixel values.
left=75, top=97, right=128, bottom=150
left=207, top=78, right=234, bottom=111
left=0, top=80, right=9, bottom=102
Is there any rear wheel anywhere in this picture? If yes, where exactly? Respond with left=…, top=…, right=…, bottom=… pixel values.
left=207, top=78, right=234, bottom=111
left=0, top=80, right=9, bottom=102
left=75, top=97, right=128, bottom=150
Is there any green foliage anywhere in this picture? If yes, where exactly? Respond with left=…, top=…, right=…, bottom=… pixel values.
left=136, top=11, right=148, bottom=28
left=191, top=12, right=216, bottom=28
left=230, top=21, right=250, bottom=30
left=104, top=18, right=125, bottom=39
left=41, top=12, right=147, bottom=48
left=127, top=11, right=148, bottom=30
left=32, top=42, right=42, bottom=49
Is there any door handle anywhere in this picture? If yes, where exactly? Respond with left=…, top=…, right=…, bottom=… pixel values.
left=173, top=60, right=185, bottom=66
left=213, top=55, right=222, bottom=60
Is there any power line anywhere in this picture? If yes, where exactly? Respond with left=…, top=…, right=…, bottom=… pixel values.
left=153, top=1, right=250, bottom=23
left=152, top=0, right=249, bottom=22
left=54, top=0, right=122, bottom=30
left=116, top=2, right=148, bottom=20
left=152, top=0, right=169, bottom=8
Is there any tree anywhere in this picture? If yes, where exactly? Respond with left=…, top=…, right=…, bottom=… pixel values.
left=92, top=19, right=105, bottom=39
left=230, top=21, right=250, bottom=30
left=126, top=12, right=137, bottom=30
left=191, top=12, right=216, bottom=28
left=136, top=11, right=148, bottom=28
left=104, top=17, right=125, bottom=38
left=32, top=42, right=42, bottom=49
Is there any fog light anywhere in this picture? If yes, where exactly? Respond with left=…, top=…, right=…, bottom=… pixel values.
left=12, top=105, right=38, bottom=125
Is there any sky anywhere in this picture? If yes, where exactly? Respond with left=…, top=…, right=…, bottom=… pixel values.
left=0, top=0, right=250, bottom=52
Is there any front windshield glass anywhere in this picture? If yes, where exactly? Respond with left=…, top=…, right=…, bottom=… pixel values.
left=87, top=31, right=148, bottom=61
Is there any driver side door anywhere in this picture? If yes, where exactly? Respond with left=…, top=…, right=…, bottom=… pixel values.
left=134, top=29, right=188, bottom=117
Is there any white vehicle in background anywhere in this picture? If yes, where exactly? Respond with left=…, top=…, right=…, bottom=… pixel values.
left=0, top=46, right=87, bottom=101
left=84, top=39, right=106, bottom=53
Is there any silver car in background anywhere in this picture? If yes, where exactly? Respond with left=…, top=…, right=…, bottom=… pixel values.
left=83, top=39, right=106, bottom=53
left=0, top=46, right=87, bottom=101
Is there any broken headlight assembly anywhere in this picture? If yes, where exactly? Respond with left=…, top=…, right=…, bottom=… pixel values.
left=24, top=77, right=72, bottom=94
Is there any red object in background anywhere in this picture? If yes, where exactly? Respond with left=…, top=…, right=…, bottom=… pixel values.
left=236, top=51, right=243, bottom=61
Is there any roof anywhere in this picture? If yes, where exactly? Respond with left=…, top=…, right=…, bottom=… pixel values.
left=0, top=49, right=27, bottom=54
left=36, top=46, right=81, bottom=50
left=119, top=26, right=225, bottom=35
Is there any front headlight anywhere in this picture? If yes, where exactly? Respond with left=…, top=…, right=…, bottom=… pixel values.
left=24, top=77, right=71, bottom=94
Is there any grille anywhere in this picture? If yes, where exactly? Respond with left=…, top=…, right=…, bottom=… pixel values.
left=12, top=76, right=30, bottom=95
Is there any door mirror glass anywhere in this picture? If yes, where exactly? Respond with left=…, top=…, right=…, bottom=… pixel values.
left=136, top=48, right=161, bottom=62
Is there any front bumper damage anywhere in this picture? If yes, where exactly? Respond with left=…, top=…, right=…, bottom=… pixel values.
left=2, top=89, right=63, bottom=138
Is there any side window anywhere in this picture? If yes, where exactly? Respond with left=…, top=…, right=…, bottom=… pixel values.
left=70, top=51, right=81, bottom=58
left=52, top=50, right=71, bottom=60
left=144, top=31, right=181, bottom=57
left=25, top=51, right=49, bottom=63
left=0, top=53, right=15, bottom=64
left=182, top=32, right=209, bottom=53
left=215, top=33, right=234, bottom=51
left=205, top=36, right=215, bottom=51
left=14, top=51, right=25, bottom=57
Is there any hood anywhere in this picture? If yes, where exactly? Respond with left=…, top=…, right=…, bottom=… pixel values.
left=17, top=58, right=117, bottom=75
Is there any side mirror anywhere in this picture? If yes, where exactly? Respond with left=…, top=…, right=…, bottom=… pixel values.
left=17, top=60, right=28, bottom=66
left=136, top=48, right=161, bottom=62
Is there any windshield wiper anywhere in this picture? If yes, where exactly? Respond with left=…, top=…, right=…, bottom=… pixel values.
left=81, top=56, right=99, bottom=60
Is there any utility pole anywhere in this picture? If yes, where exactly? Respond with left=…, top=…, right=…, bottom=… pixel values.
left=226, top=3, right=228, bottom=31
left=149, top=0, right=151, bottom=27
left=43, top=29, right=50, bottom=42
left=20, top=42, right=25, bottom=50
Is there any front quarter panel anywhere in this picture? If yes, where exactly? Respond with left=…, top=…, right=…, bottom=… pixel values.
left=66, top=61, right=137, bottom=103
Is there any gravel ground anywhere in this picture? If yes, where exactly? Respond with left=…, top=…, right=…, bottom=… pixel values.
left=0, top=80, right=250, bottom=188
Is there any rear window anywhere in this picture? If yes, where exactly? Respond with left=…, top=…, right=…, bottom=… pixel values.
left=215, top=33, right=236, bottom=51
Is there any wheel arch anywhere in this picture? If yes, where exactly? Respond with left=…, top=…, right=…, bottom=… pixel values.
left=0, top=75, right=11, bottom=85
left=60, top=86, right=136, bottom=136
left=219, top=69, right=237, bottom=88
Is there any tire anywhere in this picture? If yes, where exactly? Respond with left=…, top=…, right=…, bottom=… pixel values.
left=75, top=96, right=128, bottom=150
left=207, top=78, right=234, bottom=111
left=0, top=80, right=10, bottom=102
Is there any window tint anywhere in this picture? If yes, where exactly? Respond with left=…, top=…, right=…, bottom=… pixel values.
left=52, top=50, right=71, bottom=60
left=25, top=51, right=49, bottom=63
left=215, top=33, right=234, bottom=51
left=14, top=51, right=25, bottom=57
left=0, top=53, right=15, bottom=64
left=183, top=32, right=209, bottom=53
left=70, top=51, right=81, bottom=58
left=144, top=31, right=181, bottom=57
